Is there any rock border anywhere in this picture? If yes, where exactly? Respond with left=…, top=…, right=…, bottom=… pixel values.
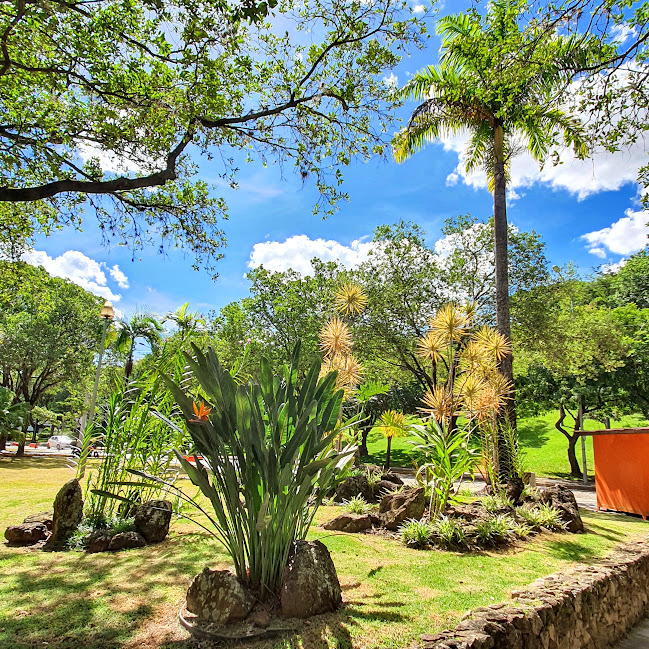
left=419, top=537, right=649, bottom=649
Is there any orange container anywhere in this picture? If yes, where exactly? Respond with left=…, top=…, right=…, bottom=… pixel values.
left=588, top=428, right=649, bottom=519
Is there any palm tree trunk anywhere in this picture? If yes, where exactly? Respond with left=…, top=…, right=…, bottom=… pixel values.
left=493, top=122, right=516, bottom=480
left=384, top=436, right=392, bottom=472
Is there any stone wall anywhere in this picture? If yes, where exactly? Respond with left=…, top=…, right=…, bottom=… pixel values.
left=419, top=538, right=649, bottom=649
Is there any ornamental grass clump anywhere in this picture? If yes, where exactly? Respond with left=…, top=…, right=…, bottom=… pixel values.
left=161, top=343, right=356, bottom=598
left=515, top=503, right=566, bottom=532
left=400, top=519, right=435, bottom=549
left=344, top=494, right=371, bottom=514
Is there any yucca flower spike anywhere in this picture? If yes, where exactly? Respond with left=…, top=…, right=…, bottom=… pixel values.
left=417, top=331, right=446, bottom=362
left=334, top=282, right=368, bottom=316
left=430, top=303, right=469, bottom=342
left=473, top=325, right=512, bottom=360
left=319, top=317, right=353, bottom=356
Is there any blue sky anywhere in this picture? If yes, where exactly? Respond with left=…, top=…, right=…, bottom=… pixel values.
left=25, top=1, right=649, bottom=320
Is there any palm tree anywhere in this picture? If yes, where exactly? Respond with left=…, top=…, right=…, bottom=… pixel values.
left=393, top=0, right=595, bottom=412
left=115, top=310, right=163, bottom=378
left=164, top=302, right=205, bottom=343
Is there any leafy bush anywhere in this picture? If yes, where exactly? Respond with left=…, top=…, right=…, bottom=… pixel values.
left=400, top=519, right=434, bottom=549
left=88, top=350, right=188, bottom=521
left=431, top=515, right=469, bottom=550
left=515, top=504, right=566, bottom=531
left=482, top=493, right=514, bottom=513
left=344, top=495, right=370, bottom=514
left=411, top=420, right=479, bottom=519
left=161, top=343, right=356, bottom=597
left=474, top=514, right=515, bottom=547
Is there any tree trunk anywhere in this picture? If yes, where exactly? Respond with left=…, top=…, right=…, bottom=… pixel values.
left=567, top=434, right=581, bottom=478
left=360, top=427, right=370, bottom=456
left=0, top=434, right=6, bottom=451
left=384, top=436, right=392, bottom=472
left=15, top=441, right=25, bottom=457
left=493, top=122, right=516, bottom=480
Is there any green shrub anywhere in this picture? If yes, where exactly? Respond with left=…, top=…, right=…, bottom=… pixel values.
left=400, top=519, right=434, bottom=549
left=474, top=514, right=514, bottom=547
left=515, top=504, right=565, bottom=531
left=510, top=520, right=533, bottom=539
left=344, top=495, right=370, bottom=514
left=431, top=515, right=469, bottom=550
left=482, top=493, right=514, bottom=513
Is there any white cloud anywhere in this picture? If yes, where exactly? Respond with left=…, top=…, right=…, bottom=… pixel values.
left=582, top=208, right=649, bottom=257
left=412, top=3, right=426, bottom=13
left=22, top=249, right=123, bottom=302
left=440, top=128, right=647, bottom=200
left=438, top=70, right=648, bottom=200
left=446, top=172, right=459, bottom=187
left=108, top=264, right=129, bottom=289
left=248, top=235, right=374, bottom=275
left=611, top=24, right=637, bottom=45
left=383, top=72, right=398, bottom=87
left=602, top=258, right=627, bottom=274
left=77, top=143, right=147, bottom=174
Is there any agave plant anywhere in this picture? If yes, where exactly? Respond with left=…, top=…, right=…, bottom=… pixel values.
left=161, top=343, right=356, bottom=597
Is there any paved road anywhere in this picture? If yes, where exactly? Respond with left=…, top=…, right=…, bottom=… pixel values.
left=614, top=618, right=649, bottom=649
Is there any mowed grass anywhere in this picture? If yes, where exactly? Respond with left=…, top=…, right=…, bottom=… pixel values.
left=363, top=411, right=649, bottom=479
left=1, top=458, right=648, bottom=649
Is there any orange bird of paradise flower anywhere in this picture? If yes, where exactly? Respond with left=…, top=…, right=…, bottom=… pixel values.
left=191, top=401, right=212, bottom=423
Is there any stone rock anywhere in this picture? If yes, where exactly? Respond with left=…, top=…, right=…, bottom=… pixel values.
left=379, top=487, right=426, bottom=531
left=86, top=531, right=111, bottom=553
left=373, top=479, right=400, bottom=498
left=23, top=512, right=53, bottom=531
left=322, top=513, right=373, bottom=533
left=380, top=473, right=404, bottom=486
left=280, top=540, right=342, bottom=618
left=445, top=503, right=485, bottom=522
left=248, top=610, right=272, bottom=628
left=44, top=479, right=83, bottom=550
left=505, top=476, right=525, bottom=506
left=4, top=522, right=49, bottom=545
left=540, top=485, right=584, bottom=533
left=108, top=531, right=147, bottom=551
left=134, top=499, right=172, bottom=543
left=186, top=568, right=254, bottom=626
left=334, top=475, right=374, bottom=503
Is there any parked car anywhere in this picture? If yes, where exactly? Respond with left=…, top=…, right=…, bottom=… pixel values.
left=47, top=435, right=75, bottom=450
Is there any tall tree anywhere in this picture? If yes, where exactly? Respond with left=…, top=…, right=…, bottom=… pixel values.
left=392, top=0, right=595, bottom=415
left=0, top=0, right=425, bottom=275
left=0, top=261, right=102, bottom=450
left=115, top=312, right=163, bottom=379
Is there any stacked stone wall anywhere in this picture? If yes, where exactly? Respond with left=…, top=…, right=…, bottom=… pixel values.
left=420, top=538, right=649, bottom=649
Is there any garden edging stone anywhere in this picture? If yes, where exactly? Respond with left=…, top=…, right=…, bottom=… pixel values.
left=418, top=537, right=649, bottom=649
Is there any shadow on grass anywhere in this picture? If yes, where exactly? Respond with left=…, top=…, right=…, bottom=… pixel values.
left=0, top=533, right=222, bottom=649
left=0, top=457, right=71, bottom=470
left=360, top=447, right=422, bottom=470
left=544, top=539, right=600, bottom=562
left=518, top=421, right=551, bottom=450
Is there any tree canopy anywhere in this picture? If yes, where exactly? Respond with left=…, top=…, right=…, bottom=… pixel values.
left=3, top=0, right=425, bottom=275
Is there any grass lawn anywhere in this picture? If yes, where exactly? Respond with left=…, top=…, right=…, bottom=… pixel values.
left=362, top=411, right=649, bottom=479
left=2, top=458, right=648, bottom=649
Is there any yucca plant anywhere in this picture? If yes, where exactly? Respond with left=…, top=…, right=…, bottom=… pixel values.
left=411, top=419, right=479, bottom=519
left=161, top=342, right=356, bottom=598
